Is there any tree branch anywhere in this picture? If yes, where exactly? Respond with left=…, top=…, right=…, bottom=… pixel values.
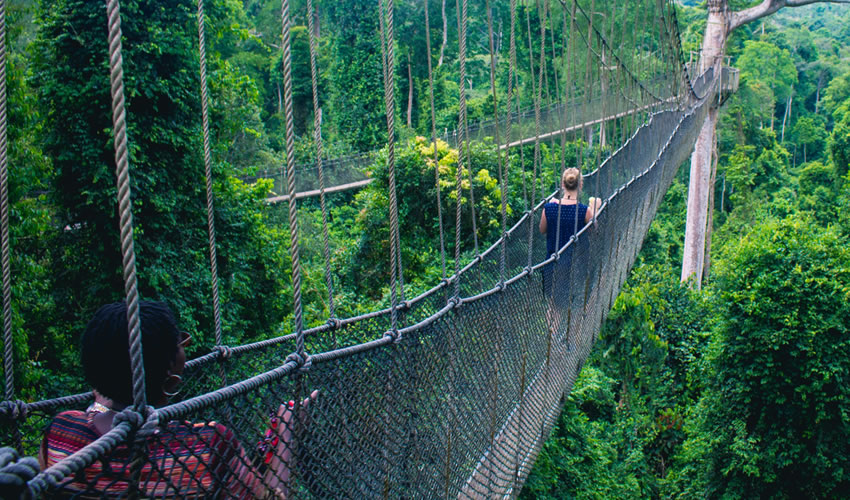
left=730, top=0, right=850, bottom=32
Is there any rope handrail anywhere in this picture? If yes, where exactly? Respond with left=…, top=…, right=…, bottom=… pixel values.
left=0, top=90, right=711, bottom=500
left=0, top=64, right=714, bottom=427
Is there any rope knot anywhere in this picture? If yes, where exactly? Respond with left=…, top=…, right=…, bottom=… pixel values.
left=215, top=345, right=233, bottom=360
left=382, top=329, right=402, bottom=343
left=112, top=406, right=150, bottom=431
left=284, top=352, right=313, bottom=373
left=447, top=297, right=460, bottom=309
left=496, top=281, right=505, bottom=292
left=0, top=400, right=28, bottom=421
left=0, top=447, right=40, bottom=499
left=524, top=266, right=534, bottom=276
left=397, top=300, right=411, bottom=312
left=326, top=318, right=342, bottom=330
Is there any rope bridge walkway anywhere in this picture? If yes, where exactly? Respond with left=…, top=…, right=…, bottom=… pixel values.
left=0, top=0, right=717, bottom=497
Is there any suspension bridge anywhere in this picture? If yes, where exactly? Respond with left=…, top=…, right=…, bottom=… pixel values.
left=0, top=0, right=723, bottom=497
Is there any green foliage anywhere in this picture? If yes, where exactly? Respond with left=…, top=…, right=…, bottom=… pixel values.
left=736, top=40, right=798, bottom=126
left=323, top=0, right=386, bottom=151
left=668, top=217, right=850, bottom=498
left=830, top=110, right=850, bottom=178
left=520, top=366, right=648, bottom=500
left=30, top=0, right=291, bottom=381
left=341, top=137, right=507, bottom=298
left=792, top=115, right=828, bottom=162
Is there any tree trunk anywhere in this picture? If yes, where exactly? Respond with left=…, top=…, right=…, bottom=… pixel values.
left=781, top=88, right=792, bottom=142
left=682, top=0, right=847, bottom=287
left=703, top=134, right=718, bottom=282
left=438, top=0, right=447, bottom=67
left=277, top=82, right=283, bottom=114
left=815, top=70, right=824, bottom=114
left=407, top=52, right=414, bottom=128
left=769, top=55, right=778, bottom=130
left=681, top=1, right=727, bottom=286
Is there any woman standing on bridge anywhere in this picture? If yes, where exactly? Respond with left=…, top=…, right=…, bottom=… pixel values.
left=539, top=168, right=600, bottom=340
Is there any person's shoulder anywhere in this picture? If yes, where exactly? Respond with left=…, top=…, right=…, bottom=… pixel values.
left=44, top=410, right=98, bottom=456
left=49, top=410, right=89, bottom=428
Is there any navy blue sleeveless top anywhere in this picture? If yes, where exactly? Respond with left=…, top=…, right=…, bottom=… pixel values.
left=544, top=201, right=588, bottom=257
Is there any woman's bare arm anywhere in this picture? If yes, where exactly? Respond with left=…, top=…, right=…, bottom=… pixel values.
left=539, top=209, right=548, bottom=234
left=584, top=197, right=602, bottom=224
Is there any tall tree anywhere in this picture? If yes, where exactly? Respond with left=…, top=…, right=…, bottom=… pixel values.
left=33, top=0, right=291, bottom=351
left=681, top=0, right=850, bottom=288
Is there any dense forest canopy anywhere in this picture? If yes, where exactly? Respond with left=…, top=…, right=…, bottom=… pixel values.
left=0, top=0, right=846, bottom=496
left=523, top=2, right=850, bottom=498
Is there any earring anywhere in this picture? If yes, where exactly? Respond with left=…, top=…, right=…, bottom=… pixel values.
left=163, top=374, right=183, bottom=398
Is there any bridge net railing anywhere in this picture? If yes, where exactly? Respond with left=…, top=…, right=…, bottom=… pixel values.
left=1, top=63, right=711, bottom=496
left=242, top=73, right=681, bottom=203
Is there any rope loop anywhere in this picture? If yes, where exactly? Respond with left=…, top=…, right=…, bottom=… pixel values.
left=0, top=447, right=40, bottom=499
left=0, top=447, right=18, bottom=468
left=326, top=317, right=342, bottom=330
left=382, top=329, right=401, bottom=343
left=284, top=352, right=313, bottom=373
left=214, top=345, right=233, bottom=361
left=112, top=405, right=156, bottom=433
left=0, top=400, right=27, bottom=421
left=111, top=407, right=141, bottom=429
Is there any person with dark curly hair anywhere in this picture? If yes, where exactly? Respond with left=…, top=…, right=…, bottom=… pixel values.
left=40, top=301, right=316, bottom=498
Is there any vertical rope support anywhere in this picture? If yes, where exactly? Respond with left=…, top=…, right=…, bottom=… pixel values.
left=423, top=0, right=448, bottom=281
left=195, top=0, right=223, bottom=349
left=458, top=0, right=479, bottom=260
left=510, top=2, right=528, bottom=214
left=552, top=0, right=576, bottom=278
left=526, top=0, right=545, bottom=272
left=453, top=0, right=468, bottom=300
left=280, top=0, right=305, bottom=356
left=105, top=0, right=146, bottom=412
left=377, top=0, right=405, bottom=306
left=503, top=0, right=520, bottom=281
left=557, top=2, right=572, bottom=176
left=306, top=0, right=336, bottom=319
left=0, top=0, right=13, bottom=403
left=485, top=0, right=507, bottom=285
left=379, top=0, right=402, bottom=333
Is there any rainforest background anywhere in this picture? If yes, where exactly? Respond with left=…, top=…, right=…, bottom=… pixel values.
left=1, top=0, right=849, bottom=497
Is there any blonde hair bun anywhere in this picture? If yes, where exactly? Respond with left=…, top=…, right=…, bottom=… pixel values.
left=561, top=168, right=581, bottom=191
